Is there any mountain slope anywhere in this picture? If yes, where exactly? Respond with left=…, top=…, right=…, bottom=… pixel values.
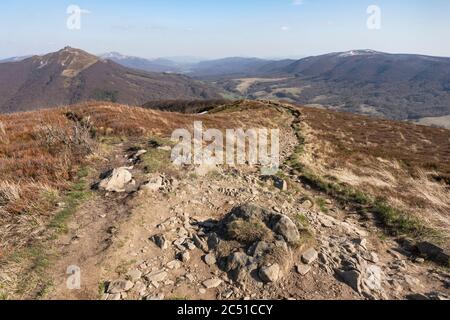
left=212, top=50, right=450, bottom=121
left=0, top=47, right=221, bottom=113
left=280, top=50, right=450, bottom=82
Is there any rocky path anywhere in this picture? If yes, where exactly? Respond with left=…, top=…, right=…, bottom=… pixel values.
left=46, top=103, right=449, bottom=300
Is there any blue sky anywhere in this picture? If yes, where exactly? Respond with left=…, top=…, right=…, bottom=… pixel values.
left=1, top=0, right=449, bottom=59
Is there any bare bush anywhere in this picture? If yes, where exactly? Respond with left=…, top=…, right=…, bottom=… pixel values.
left=0, top=181, right=21, bottom=206
left=0, top=121, right=8, bottom=144
left=0, top=182, right=58, bottom=251
left=36, top=115, right=95, bottom=157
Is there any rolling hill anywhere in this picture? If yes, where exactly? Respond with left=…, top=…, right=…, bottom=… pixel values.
left=0, top=47, right=221, bottom=113
left=194, top=50, right=450, bottom=122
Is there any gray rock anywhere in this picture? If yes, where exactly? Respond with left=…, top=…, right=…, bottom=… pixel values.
left=248, top=241, right=270, bottom=258
left=167, top=260, right=181, bottom=270
left=354, top=238, right=368, bottom=250
left=132, top=281, right=147, bottom=297
left=338, top=270, right=362, bottom=292
left=417, top=241, right=450, bottom=265
left=145, top=293, right=165, bottom=300
left=140, top=176, right=163, bottom=192
left=272, top=214, right=300, bottom=245
left=301, top=248, right=318, bottom=265
left=362, top=265, right=382, bottom=291
left=204, top=253, right=217, bottom=266
left=107, top=280, right=134, bottom=294
left=366, top=252, right=379, bottom=263
left=152, top=234, right=168, bottom=250
left=185, top=241, right=196, bottom=251
left=272, top=177, right=288, bottom=191
left=207, top=233, right=220, bottom=251
left=128, top=149, right=147, bottom=163
left=300, top=199, right=313, bottom=209
left=414, top=257, right=425, bottom=264
left=126, top=269, right=142, bottom=282
left=259, top=264, right=280, bottom=283
left=99, top=167, right=133, bottom=193
left=145, top=270, right=168, bottom=283
left=407, top=293, right=430, bottom=300
left=400, top=237, right=417, bottom=252
left=203, top=278, right=223, bottom=289
left=185, top=273, right=195, bottom=282
left=223, top=290, right=233, bottom=299
left=173, top=236, right=187, bottom=247
left=108, top=293, right=122, bottom=300
left=417, top=241, right=442, bottom=257
left=321, top=220, right=334, bottom=228
left=179, top=251, right=190, bottom=262
left=296, top=264, right=311, bottom=276
left=229, top=203, right=271, bottom=224
left=226, top=252, right=249, bottom=272
left=192, top=234, right=208, bottom=252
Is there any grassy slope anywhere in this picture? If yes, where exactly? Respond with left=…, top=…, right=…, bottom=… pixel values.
left=291, top=105, right=450, bottom=246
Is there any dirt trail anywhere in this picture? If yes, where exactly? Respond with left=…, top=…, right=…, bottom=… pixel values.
left=45, top=103, right=449, bottom=300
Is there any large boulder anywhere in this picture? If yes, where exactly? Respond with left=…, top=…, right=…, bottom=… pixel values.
left=417, top=241, right=450, bottom=266
left=226, top=252, right=251, bottom=272
left=107, top=280, right=134, bottom=294
left=272, top=214, right=300, bottom=245
left=259, top=264, right=280, bottom=283
left=228, top=204, right=272, bottom=223
left=99, top=167, right=133, bottom=192
left=301, top=248, right=318, bottom=265
left=226, top=204, right=301, bottom=244
left=213, top=204, right=301, bottom=284
left=140, top=175, right=163, bottom=192
left=248, top=241, right=270, bottom=258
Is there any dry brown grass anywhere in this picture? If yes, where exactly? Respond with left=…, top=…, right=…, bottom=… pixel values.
left=296, top=106, right=450, bottom=243
left=0, top=100, right=288, bottom=255
left=68, top=100, right=285, bottom=137
left=227, top=218, right=274, bottom=244
left=0, top=108, right=96, bottom=254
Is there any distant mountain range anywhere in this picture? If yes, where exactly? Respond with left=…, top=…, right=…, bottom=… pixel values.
left=274, top=50, right=450, bottom=120
left=0, top=55, right=32, bottom=63
left=2, top=48, right=450, bottom=124
left=193, top=50, right=450, bottom=121
left=0, top=47, right=221, bottom=113
left=98, top=52, right=186, bottom=73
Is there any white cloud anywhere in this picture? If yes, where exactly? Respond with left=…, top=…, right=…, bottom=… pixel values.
left=292, top=0, right=304, bottom=5
left=281, top=26, right=291, bottom=31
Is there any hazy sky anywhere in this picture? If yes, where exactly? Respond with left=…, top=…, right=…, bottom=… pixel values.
left=1, top=0, right=450, bottom=59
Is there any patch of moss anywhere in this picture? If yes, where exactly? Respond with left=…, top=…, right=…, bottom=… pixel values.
left=227, top=218, right=273, bottom=245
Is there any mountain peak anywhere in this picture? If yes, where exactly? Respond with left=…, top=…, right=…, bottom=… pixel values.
left=337, top=49, right=382, bottom=58
left=30, top=47, right=100, bottom=77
